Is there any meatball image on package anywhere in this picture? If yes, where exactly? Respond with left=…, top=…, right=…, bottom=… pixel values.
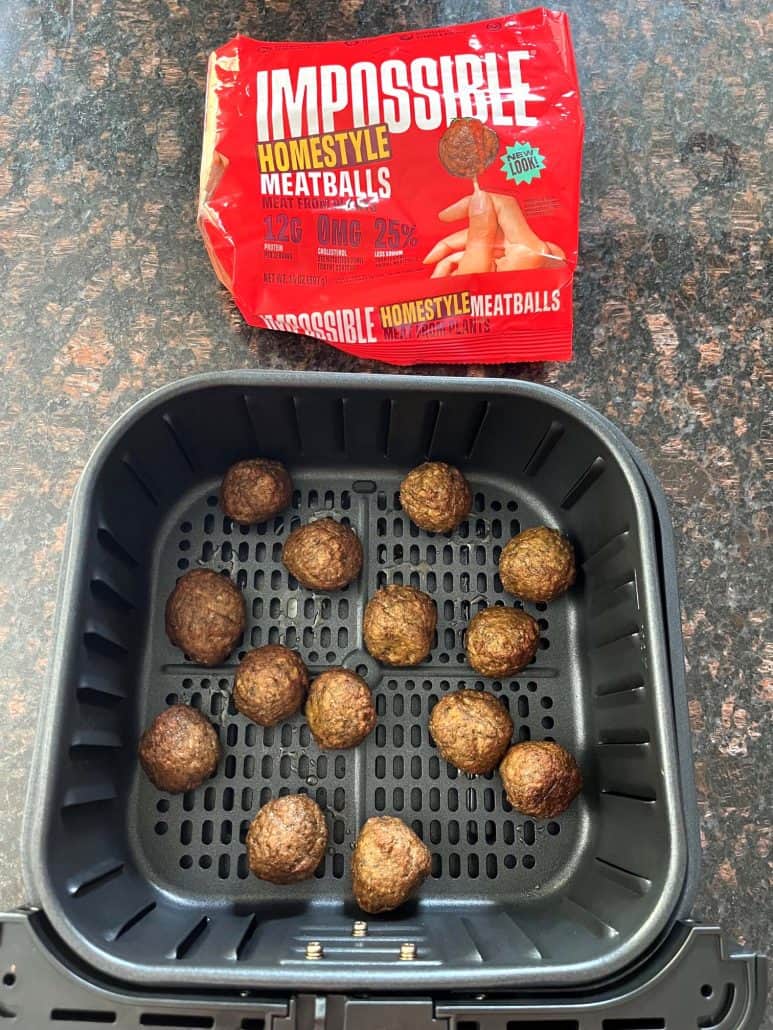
left=199, top=10, right=583, bottom=366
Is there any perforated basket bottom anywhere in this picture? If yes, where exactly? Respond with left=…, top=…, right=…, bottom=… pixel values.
left=131, top=471, right=588, bottom=906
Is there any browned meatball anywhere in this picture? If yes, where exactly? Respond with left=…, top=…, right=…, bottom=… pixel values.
left=439, top=117, right=499, bottom=178
left=220, top=458, right=292, bottom=524
left=363, top=585, right=437, bottom=666
left=399, top=461, right=472, bottom=533
left=305, top=668, right=376, bottom=749
left=429, top=689, right=513, bottom=774
left=233, top=645, right=308, bottom=727
left=165, top=569, right=245, bottom=666
left=499, top=526, right=576, bottom=603
left=466, top=606, right=539, bottom=678
left=352, top=816, right=432, bottom=914
left=138, top=704, right=221, bottom=794
left=283, top=518, right=362, bottom=591
left=499, top=740, right=582, bottom=819
left=246, top=794, right=328, bottom=884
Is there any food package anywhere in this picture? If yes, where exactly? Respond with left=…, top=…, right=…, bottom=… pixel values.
left=199, top=9, right=583, bottom=365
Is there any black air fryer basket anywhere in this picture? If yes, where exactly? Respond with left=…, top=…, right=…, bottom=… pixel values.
left=11, top=372, right=766, bottom=1027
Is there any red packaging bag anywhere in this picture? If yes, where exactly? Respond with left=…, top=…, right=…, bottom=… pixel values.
left=199, top=9, right=583, bottom=365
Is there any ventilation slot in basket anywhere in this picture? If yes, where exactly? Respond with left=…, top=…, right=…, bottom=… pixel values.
left=50, top=1011, right=116, bottom=1024
left=560, top=457, right=606, bottom=510
left=108, top=902, right=156, bottom=942
left=524, top=420, right=564, bottom=475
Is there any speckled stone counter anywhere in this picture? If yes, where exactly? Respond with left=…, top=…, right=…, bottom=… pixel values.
left=0, top=0, right=769, bottom=1010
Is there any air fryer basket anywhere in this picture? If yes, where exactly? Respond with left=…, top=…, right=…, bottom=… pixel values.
left=24, top=372, right=689, bottom=990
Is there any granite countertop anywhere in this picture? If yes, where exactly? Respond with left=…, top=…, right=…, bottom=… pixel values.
left=0, top=0, right=769, bottom=1008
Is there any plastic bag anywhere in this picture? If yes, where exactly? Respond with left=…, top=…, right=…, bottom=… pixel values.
left=199, top=9, right=583, bottom=365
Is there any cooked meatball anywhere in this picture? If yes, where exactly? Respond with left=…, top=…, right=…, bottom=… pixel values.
left=246, top=794, right=328, bottom=884
left=439, top=117, right=499, bottom=178
left=220, top=458, right=292, bottom=524
left=283, top=518, right=362, bottom=591
left=233, top=645, right=308, bottom=727
left=466, top=606, right=539, bottom=678
left=305, top=668, right=376, bottom=749
left=499, top=740, right=582, bottom=819
left=499, top=526, right=576, bottom=603
left=363, top=585, right=437, bottom=666
left=399, top=461, right=472, bottom=533
left=352, top=816, right=432, bottom=914
left=138, top=704, right=221, bottom=794
left=165, top=569, right=245, bottom=666
left=429, top=689, right=513, bottom=774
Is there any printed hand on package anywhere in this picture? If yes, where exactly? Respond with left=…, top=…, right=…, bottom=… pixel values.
left=423, top=187, right=566, bottom=278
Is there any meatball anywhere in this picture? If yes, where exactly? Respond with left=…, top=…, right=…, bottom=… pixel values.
left=138, top=704, right=221, bottom=794
left=233, top=645, right=308, bottom=727
left=165, top=569, right=245, bottom=666
left=499, top=526, right=576, bottom=603
left=429, top=689, right=513, bottom=774
left=246, top=794, right=328, bottom=884
left=352, top=816, right=432, bottom=914
left=220, top=458, right=292, bottom=524
left=439, top=117, right=499, bottom=178
left=399, top=461, right=472, bottom=533
left=499, top=740, right=582, bottom=819
left=305, top=668, right=376, bottom=749
left=363, top=585, right=437, bottom=666
left=466, top=606, right=539, bottom=678
left=283, top=518, right=363, bottom=591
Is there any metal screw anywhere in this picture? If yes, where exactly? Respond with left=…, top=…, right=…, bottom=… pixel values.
left=305, top=941, right=324, bottom=960
left=399, top=942, right=417, bottom=961
left=352, top=920, right=368, bottom=938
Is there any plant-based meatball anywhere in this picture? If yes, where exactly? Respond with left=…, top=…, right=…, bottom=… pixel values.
left=246, top=794, right=328, bottom=884
left=220, top=458, right=292, bottom=524
left=305, top=668, right=376, bottom=749
left=352, top=816, right=432, bottom=914
left=399, top=461, right=472, bottom=533
left=499, top=526, right=576, bottom=603
left=439, top=117, right=500, bottom=178
left=429, top=689, right=513, bottom=774
left=466, top=606, right=539, bottom=678
left=138, top=704, right=221, bottom=794
left=233, top=645, right=308, bottom=727
left=499, top=740, right=582, bottom=819
left=283, top=518, right=362, bottom=591
left=363, top=585, right=437, bottom=666
left=165, top=569, right=245, bottom=666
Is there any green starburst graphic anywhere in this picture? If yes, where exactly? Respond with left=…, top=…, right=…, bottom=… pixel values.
left=501, top=142, right=546, bottom=185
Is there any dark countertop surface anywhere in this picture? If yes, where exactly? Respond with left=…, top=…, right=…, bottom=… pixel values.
left=0, top=0, right=769, bottom=1014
